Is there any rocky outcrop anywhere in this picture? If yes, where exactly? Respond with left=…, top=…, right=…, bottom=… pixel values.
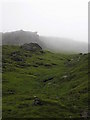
left=21, top=43, right=42, bottom=51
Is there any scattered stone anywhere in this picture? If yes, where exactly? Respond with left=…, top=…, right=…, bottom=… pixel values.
left=56, top=96, right=59, bottom=99
left=4, top=89, right=16, bottom=95
left=71, top=59, right=73, bottom=61
left=81, top=110, right=88, bottom=118
left=62, top=75, right=68, bottom=79
left=48, top=82, right=52, bottom=85
left=33, top=96, right=42, bottom=106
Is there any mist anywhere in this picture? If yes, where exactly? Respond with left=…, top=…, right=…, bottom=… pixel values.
left=0, top=0, right=88, bottom=53
left=2, top=30, right=88, bottom=53
left=39, top=36, right=88, bottom=53
left=1, top=0, right=88, bottom=43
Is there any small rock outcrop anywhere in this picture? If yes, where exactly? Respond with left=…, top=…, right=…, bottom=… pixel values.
left=21, top=43, right=42, bottom=51
left=33, top=96, right=42, bottom=106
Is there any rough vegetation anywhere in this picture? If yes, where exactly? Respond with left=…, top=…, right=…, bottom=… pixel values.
left=2, top=44, right=89, bottom=118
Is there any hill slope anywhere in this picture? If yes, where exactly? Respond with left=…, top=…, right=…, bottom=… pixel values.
left=2, top=45, right=88, bottom=118
left=2, top=30, right=39, bottom=45
left=2, top=30, right=88, bottom=53
left=39, top=36, right=88, bottom=53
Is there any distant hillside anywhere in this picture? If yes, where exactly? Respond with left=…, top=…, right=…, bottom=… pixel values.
left=39, top=36, right=88, bottom=53
left=2, top=30, right=39, bottom=45
left=2, top=30, right=88, bottom=53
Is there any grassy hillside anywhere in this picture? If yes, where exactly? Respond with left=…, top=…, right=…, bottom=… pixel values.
left=2, top=45, right=89, bottom=118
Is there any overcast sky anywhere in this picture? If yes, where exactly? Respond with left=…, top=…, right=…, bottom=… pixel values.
left=0, top=0, right=88, bottom=43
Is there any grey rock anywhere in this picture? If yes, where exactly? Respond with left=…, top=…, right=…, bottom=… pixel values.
left=21, top=43, right=42, bottom=51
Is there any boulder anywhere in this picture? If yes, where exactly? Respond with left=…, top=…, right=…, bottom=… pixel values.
left=21, top=43, right=42, bottom=51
